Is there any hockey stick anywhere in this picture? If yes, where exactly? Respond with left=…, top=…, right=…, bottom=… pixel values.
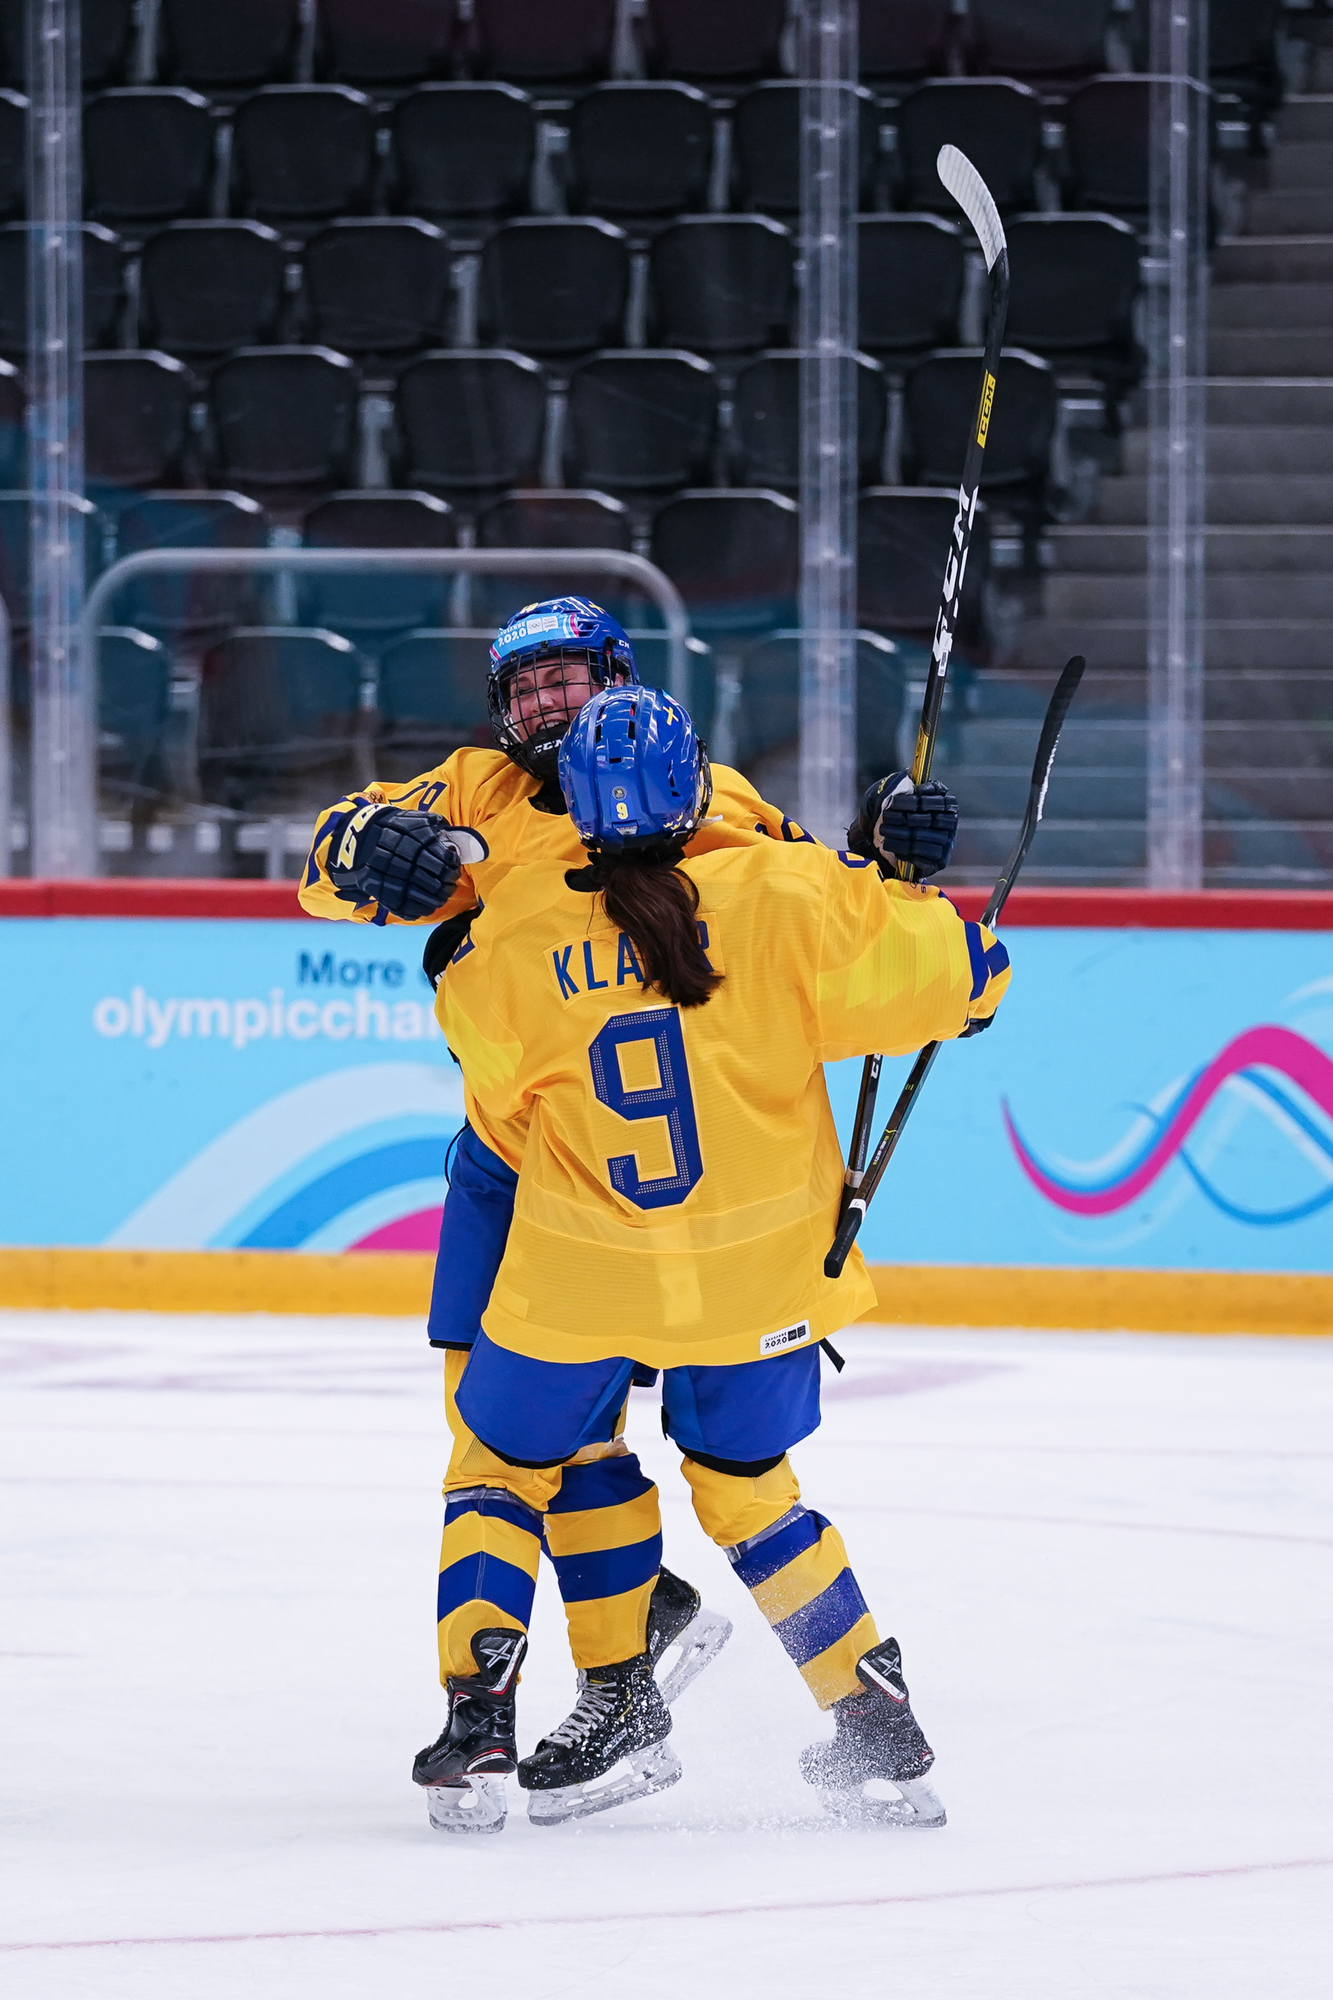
left=834, top=144, right=1011, bottom=1227
left=824, top=653, right=1086, bottom=1279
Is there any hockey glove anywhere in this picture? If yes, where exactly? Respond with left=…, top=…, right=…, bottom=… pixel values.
left=847, top=771, right=959, bottom=878
left=328, top=804, right=484, bottom=921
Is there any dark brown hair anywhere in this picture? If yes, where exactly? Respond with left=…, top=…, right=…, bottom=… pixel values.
left=568, top=850, right=723, bottom=1009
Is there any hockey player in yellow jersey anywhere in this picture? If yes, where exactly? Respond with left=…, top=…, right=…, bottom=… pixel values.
left=439, top=683, right=1009, bottom=1829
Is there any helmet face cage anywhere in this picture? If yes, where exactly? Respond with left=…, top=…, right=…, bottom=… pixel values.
left=487, top=599, right=638, bottom=784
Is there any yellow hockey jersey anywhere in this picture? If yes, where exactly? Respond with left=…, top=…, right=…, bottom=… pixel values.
left=439, top=843, right=1011, bottom=1368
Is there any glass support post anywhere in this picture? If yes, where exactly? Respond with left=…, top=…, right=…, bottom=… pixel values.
left=797, top=0, right=858, bottom=847
left=27, top=0, right=92, bottom=878
left=1145, top=0, right=1208, bottom=889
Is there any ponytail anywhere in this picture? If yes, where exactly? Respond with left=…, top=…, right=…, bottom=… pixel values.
left=567, top=850, right=723, bottom=1009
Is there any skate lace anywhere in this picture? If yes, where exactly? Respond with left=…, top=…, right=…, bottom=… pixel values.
left=544, top=1673, right=619, bottom=1748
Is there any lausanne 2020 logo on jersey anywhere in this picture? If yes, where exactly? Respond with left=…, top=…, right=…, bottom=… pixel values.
left=1004, top=1025, right=1333, bottom=1226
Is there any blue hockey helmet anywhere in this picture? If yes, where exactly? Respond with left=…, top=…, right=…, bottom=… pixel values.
left=487, top=596, right=638, bottom=785
left=559, top=684, right=713, bottom=855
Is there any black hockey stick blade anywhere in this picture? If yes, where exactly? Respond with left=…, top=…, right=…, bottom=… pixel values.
left=983, top=654, right=1086, bottom=930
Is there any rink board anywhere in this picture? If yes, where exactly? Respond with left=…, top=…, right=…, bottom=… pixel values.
left=1, top=886, right=1330, bottom=1325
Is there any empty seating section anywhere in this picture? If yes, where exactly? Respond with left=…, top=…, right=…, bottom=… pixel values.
left=903, top=348, right=1056, bottom=533
left=198, top=628, right=362, bottom=813
left=158, top=1, right=303, bottom=90
left=138, top=223, right=285, bottom=356
left=395, top=350, right=546, bottom=497
left=300, top=489, right=455, bottom=639
left=475, top=488, right=638, bottom=630
left=644, top=0, right=786, bottom=85
left=478, top=220, right=629, bottom=355
left=568, top=84, right=712, bottom=220
left=231, top=86, right=378, bottom=225
left=894, top=81, right=1044, bottom=215
left=650, top=218, right=794, bottom=354
left=303, top=219, right=451, bottom=356
left=730, top=352, right=886, bottom=491
left=0, top=88, right=25, bottom=217
left=731, top=81, right=879, bottom=218
left=0, top=223, right=122, bottom=356
left=317, top=0, right=459, bottom=87
left=112, top=491, right=270, bottom=635
left=391, top=84, right=534, bottom=220
left=470, top=0, right=617, bottom=85
left=563, top=352, right=716, bottom=495
left=964, top=0, right=1113, bottom=82
left=85, top=90, right=216, bottom=226
left=858, top=216, right=964, bottom=361
left=208, top=347, right=360, bottom=497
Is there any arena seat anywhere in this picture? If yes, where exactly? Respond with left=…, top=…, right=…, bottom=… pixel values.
left=731, top=82, right=879, bottom=219
left=0, top=89, right=24, bottom=220
left=893, top=80, right=1044, bottom=216
left=112, top=490, right=271, bottom=637
left=98, top=628, right=172, bottom=802
left=478, top=220, right=630, bottom=357
left=648, top=217, right=795, bottom=356
left=858, top=214, right=964, bottom=365
left=85, top=351, right=193, bottom=492
left=394, top=349, right=547, bottom=499
left=651, top=489, right=799, bottom=639
left=857, top=488, right=990, bottom=647
left=391, top=83, right=535, bottom=222
left=729, top=350, right=887, bottom=491
left=376, top=628, right=493, bottom=777
left=302, top=219, right=453, bottom=359
left=139, top=222, right=286, bottom=358
left=474, top=487, right=637, bottom=627
left=1062, top=77, right=1150, bottom=225
left=0, top=491, right=99, bottom=629
left=318, top=0, right=459, bottom=87
left=208, top=347, right=360, bottom=501
left=1130, top=0, right=1283, bottom=132
left=0, top=357, right=23, bottom=486
left=84, top=89, right=216, bottom=228
left=643, top=0, right=786, bottom=84
left=198, top=627, right=364, bottom=813
left=1004, top=213, right=1143, bottom=406
left=300, top=490, right=457, bottom=643
left=568, top=83, right=713, bottom=221
left=0, top=224, right=123, bottom=358
left=231, top=86, right=378, bottom=228
left=563, top=351, right=717, bottom=495
left=965, top=0, right=1114, bottom=83
left=857, top=0, right=955, bottom=86
left=158, top=0, right=302, bottom=89
left=470, top=0, right=616, bottom=85
left=0, top=0, right=135, bottom=88
left=732, top=630, right=905, bottom=795
left=902, top=348, right=1055, bottom=531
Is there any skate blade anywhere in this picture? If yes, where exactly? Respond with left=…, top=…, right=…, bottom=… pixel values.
left=818, top=1775, right=947, bottom=1829
left=425, top=1774, right=508, bottom=1835
left=656, top=1606, right=733, bottom=1707
left=526, top=1740, right=682, bottom=1826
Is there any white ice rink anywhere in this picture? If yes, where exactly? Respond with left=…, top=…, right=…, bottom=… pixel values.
left=2, top=1311, right=1331, bottom=1999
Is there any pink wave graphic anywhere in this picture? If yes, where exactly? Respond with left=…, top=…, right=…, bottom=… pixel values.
left=1004, top=1025, right=1333, bottom=1216
left=348, top=1206, right=443, bottom=1253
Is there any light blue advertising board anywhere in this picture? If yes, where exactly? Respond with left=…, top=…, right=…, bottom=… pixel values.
left=2, top=919, right=1331, bottom=1273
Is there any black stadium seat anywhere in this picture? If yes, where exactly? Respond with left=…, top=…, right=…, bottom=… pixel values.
left=1004, top=213, right=1142, bottom=406
left=198, top=627, right=363, bottom=814
left=0, top=491, right=99, bottom=629
left=563, top=351, right=717, bottom=495
left=965, top=0, right=1113, bottom=82
left=858, top=0, right=954, bottom=85
left=733, top=631, right=904, bottom=796
left=377, top=628, right=493, bottom=776
left=731, top=82, right=879, bottom=219
left=649, top=218, right=794, bottom=356
left=303, top=219, right=452, bottom=359
left=99, top=627, right=172, bottom=803
left=0, top=223, right=123, bottom=357
left=651, top=489, right=799, bottom=639
left=568, top=83, right=713, bottom=221
left=159, top=0, right=301, bottom=89
left=478, top=220, right=629, bottom=357
left=139, top=222, right=286, bottom=357
left=475, top=488, right=637, bottom=628
left=857, top=488, right=990, bottom=649
left=319, top=0, right=459, bottom=87
left=85, top=351, right=193, bottom=492
left=644, top=0, right=786, bottom=84
left=0, top=0, right=135, bottom=88
left=1063, top=77, right=1151, bottom=225
left=903, top=347, right=1055, bottom=532
left=112, top=490, right=270, bottom=637
left=209, top=347, right=360, bottom=500
left=470, top=0, right=616, bottom=85
left=300, top=490, right=456, bottom=642
left=391, top=84, right=535, bottom=222
left=858, top=215, right=963, bottom=363
left=730, top=351, right=887, bottom=491
left=84, top=89, right=216, bottom=228
left=0, top=356, right=23, bottom=486
left=0, top=89, right=24, bottom=219
left=893, top=80, right=1044, bottom=217
left=394, top=350, right=547, bottom=499
left=232, top=86, right=378, bottom=228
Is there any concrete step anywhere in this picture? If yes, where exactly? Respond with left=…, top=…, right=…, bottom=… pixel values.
left=1095, top=473, right=1333, bottom=525
left=1129, top=380, right=1333, bottom=425
left=1043, top=572, right=1333, bottom=618
left=1208, top=281, right=1333, bottom=328
left=1011, top=620, right=1333, bottom=672
left=1049, top=525, right=1333, bottom=573
left=951, top=769, right=1146, bottom=820
left=1122, top=426, right=1333, bottom=475
left=1275, top=96, right=1333, bottom=144
left=950, top=822, right=1148, bottom=872
left=1243, top=188, right=1333, bottom=234
left=1208, top=328, right=1333, bottom=373
left=1212, top=235, right=1333, bottom=283
left=956, top=721, right=1146, bottom=767
left=1269, top=141, right=1333, bottom=190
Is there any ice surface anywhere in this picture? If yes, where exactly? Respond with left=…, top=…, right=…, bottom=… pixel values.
left=2, top=1312, right=1332, bottom=1999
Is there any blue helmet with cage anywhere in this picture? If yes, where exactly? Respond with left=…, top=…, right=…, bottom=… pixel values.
left=559, top=684, right=713, bottom=856
left=487, top=597, right=638, bottom=786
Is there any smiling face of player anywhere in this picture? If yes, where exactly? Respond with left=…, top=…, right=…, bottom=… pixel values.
left=508, top=652, right=629, bottom=743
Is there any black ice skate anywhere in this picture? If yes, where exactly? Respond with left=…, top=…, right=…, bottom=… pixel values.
left=518, top=1653, right=680, bottom=1825
left=412, top=1628, right=526, bottom=1835
left=646, top=1565, right=733, bottom=1705
left=799, top=1637, right=946, bottom=1828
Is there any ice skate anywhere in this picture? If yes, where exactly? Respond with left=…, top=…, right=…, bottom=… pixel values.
left=518, top=1653, right=681, bottom=1824
left=646, top=1564, right=733, bottom=1705
left=800, top=1637, right=946, bottom=1829
left=412, top=1628, right=526, bottom=1835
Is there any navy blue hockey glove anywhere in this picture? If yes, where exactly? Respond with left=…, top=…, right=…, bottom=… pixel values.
left=847, top=771, right=959, bottom=878
left=329, top=804, right=485, bottom=921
